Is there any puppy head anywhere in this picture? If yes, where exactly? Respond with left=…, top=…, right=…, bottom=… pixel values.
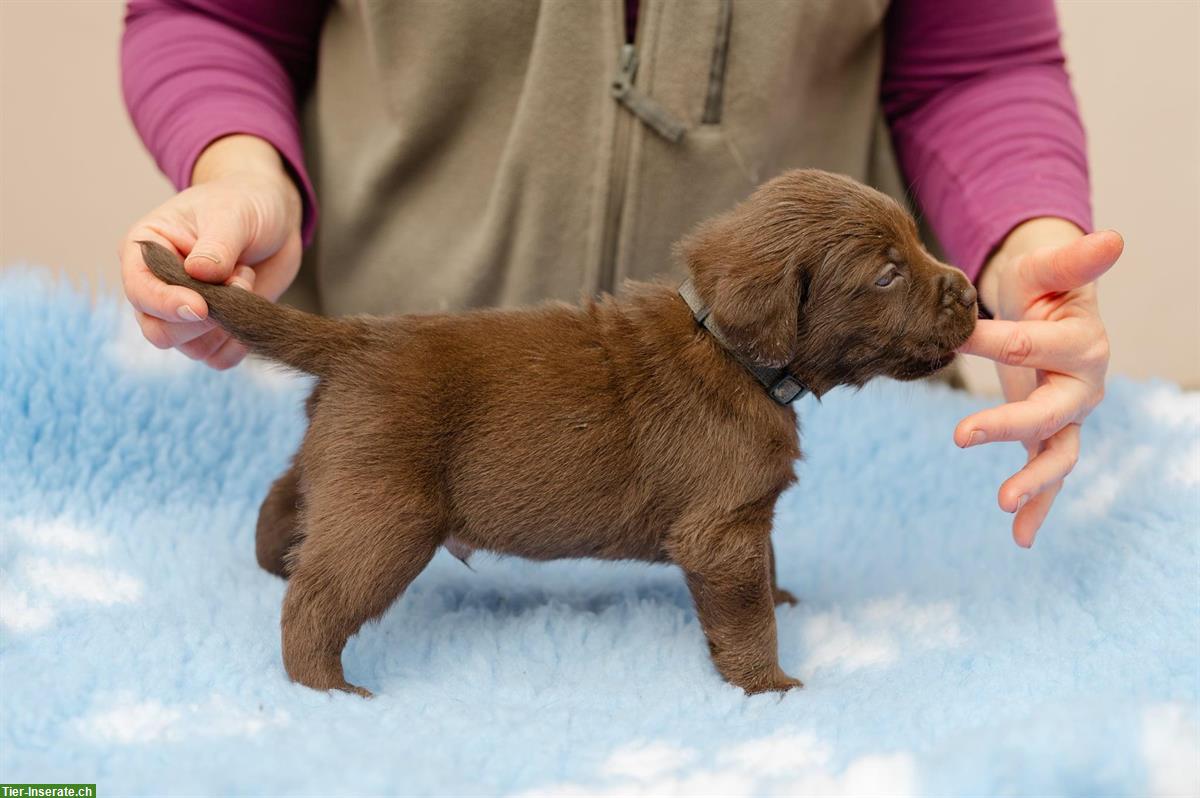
left=679, top=169, right=977, bottom=396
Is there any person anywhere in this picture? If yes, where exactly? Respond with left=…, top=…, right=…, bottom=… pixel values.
left=118, top=0, right=1121, bottom=548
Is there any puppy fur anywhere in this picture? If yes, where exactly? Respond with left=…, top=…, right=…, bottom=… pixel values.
left=140, top=169, right=977, bottom=697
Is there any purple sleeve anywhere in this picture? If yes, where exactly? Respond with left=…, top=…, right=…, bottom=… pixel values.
left=121, top=0, right=326, bottom=244
left=881, top=0, right=1093, bottom=281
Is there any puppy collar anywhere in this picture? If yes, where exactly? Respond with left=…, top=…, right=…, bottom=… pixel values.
left=678, top=279, right=809, bottom=405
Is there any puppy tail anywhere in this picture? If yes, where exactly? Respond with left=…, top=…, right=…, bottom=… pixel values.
left=138, top=240, right=368, bottom=376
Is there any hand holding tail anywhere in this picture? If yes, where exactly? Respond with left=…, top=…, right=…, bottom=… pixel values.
left=137, top=240, right=364, bottom=376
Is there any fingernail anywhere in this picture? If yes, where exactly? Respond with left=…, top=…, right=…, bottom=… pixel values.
left=177, top=305, right=202, bottom=322
left=229, top=266, right=253, bottom=291
left=967, top=430, right=986, bottom=447
left=186, top=252, right=221, bottom=265
left=1016, top=494, right=1029, bottom=512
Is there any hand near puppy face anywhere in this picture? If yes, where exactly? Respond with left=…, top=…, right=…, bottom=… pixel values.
left=118, top=135, right=302, bottom=370
left=956, top=219, right=1124, bottom=548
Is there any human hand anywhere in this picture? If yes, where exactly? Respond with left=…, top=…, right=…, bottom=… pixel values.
left=954, top=219, right=1124, bottom=547
left=119, top=134, right=303, bottom=369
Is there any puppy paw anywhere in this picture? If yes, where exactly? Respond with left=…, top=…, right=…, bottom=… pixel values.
left=742, top=670, right=804, bottom=695
left=338, top=683, right=374, bottom=699
left=284, top=654, right=373, bottom=698
left=772, top=587, right=800, bottom=607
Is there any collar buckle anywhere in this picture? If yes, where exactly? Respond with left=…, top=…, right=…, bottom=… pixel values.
left=767, top=374, right=806, bottom=405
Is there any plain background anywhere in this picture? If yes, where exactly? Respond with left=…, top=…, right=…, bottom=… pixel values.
left=1, top=0, right=1197, bottom=390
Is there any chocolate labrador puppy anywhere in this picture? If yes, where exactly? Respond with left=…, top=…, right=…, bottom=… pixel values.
left=140, top=169, right=976, bottom=697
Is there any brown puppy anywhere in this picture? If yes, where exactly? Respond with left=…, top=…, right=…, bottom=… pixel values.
left=140, top=169, right=977, bottom=697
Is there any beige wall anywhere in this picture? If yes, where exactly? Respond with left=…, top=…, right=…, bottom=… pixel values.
left=2, top=0, right=1198, bottom=387
left=1059, top=0, right=1200, bottom=388
left=1, top=0, right=173, bottom=293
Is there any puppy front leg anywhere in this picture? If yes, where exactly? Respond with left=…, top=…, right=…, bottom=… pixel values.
left=679, top=535, right=802, bottom=694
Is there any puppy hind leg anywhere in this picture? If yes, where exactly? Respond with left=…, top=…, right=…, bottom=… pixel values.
left=769, top=540, right=799, bottom=607
left=281, top=505, right=441, bottom=697
left=256, top=466, right=304, bottom=578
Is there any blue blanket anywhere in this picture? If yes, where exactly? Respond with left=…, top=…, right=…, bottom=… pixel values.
left=2, top=269, right=1197, bottom=797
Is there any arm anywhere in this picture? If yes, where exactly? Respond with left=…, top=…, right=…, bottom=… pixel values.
left=882, top=0, right=1121, bottom=546
left=882, top=0, right=1092, bottom=280
left=122, top=0, right=326, bottom=242
left=119, top=0, right=326, bottom=369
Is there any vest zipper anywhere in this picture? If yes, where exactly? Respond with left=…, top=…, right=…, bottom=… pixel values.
left=702, top=0, right=733, bottom=124
left=599, top=43, right=638, bottom=295
left=600, top=31, right=688, bottom=295
left=611, top=45, right=687, bottom=142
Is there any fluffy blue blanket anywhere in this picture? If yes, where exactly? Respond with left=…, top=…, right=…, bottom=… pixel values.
left=1, top=270, right=1197, bottom=797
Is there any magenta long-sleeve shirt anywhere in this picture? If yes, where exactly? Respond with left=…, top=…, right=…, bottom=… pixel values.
left=121, top=0, right=1092, bottom=281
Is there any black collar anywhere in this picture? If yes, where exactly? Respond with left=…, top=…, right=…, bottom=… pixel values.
left=678, top=279, right=809, bottom=405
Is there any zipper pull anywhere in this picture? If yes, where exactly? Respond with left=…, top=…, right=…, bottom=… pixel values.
left=611, top=44, right=639, bottom=98
left=609, top=44, right=685, bottom=143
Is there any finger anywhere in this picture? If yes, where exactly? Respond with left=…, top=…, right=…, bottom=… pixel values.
left=184, top=211, right=253, bottom=283
left=998, top=424, right=1080, bottom=511
left=136, top=310, right=215, bottom=350
left=171, top=268, right=250, bottom=362
left=247, top=232, right=302, bottom=301
left=1013, top=482, right=1060, bottom=548
left=1018, top=230, right=1124, bottom=296
left=205, top=337, right=249, bottom=371
left=996, top=360, right=1039, bottom=406
left=957, top=318, right=1094, bottom=371
left=227, top=265, right=255, bottom=292
left=178, top=327, right=231, bottom=362
left=121, top=235, right=208, bottom=322
left=955, top=382, right=1088, bottom=446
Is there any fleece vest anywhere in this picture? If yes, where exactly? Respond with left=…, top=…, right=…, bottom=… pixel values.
left=286, top=0, right=905, bottom=315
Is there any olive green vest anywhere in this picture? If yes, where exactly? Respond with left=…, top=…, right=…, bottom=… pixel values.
left=289, top=0, right=904, bottom=315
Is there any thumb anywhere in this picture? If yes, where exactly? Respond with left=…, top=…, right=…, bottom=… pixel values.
left=1019, top=229, right=1124, bottom=296
left=184, top=213, right=252, bottom=283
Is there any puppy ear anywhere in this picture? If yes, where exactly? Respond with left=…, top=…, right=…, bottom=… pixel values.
left=679, top=212, right=806, bottom=368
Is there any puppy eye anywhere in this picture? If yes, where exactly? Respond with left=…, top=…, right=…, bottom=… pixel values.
left=875, top=264, right=901, bottom=288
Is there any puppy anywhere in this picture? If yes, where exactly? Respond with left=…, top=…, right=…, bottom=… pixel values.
left=140, top=169, right=977, bottom=697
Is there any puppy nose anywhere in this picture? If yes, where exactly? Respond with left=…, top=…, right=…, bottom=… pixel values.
left=958, top=282, right=977, bottom=308
left=940, top=273, right=976, bottom=308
